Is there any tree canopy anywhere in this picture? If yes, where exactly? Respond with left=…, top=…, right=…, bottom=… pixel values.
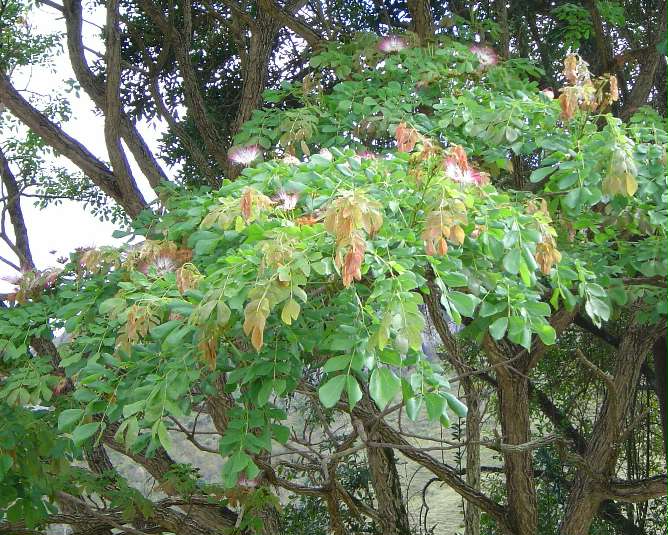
left=0, top=2, right=666, bottom=535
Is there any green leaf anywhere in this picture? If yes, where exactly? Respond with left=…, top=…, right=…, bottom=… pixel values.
left=585, top=296, right=611, bottom=323
left=405, top=397, right=422, bottom=421
left=489, top=317, right=508, bottom=340
left=229, top=451, right=251, bottom=474
left=519, top=259, right=531, bottom=286
left=346, top=376, right=363, bottom=410
left=246, top=460, right=261, bottom=480
left=99, top=297, right=125, bottom=315
left=508, top=316, right=531, bottom=349
left=318, top=375, right=346, bottom=408
left=424, top=393, right=446, bottom=422
left=524, top=301, right=551, bottom=316
left=369, top=367, right=401, bottom=410
left=448, top=291, right=479, bottom=318
left=0, top=454, right=13, bottom=480
left=534, top=323, right=556, bottom=345
left=272, top=424, right=290, bottom=444
left=529, top=166, right=554, bottom=183
left=150, top=320, right=180, bottom=341
left=440, top=272, right=468, bottom=287
left=502, top=249, right=521, bottom=275
left=156, top=421, right=173, bottom=453
left=125, top=417, right=139, bottom=449
left=257, top=380, right=274, bottom=407
left=505, top=126, right=519, bottom=143
left=443, top=392, right=467, bottom=418
left=122, top=400, right=145, bottom=418
left=58, top=408, right=83, bottom=431
left=164, top=326, right=191, bottom=348
left=72, top=422, right=100, bottom=446
left=480, top=301, right=506, bottom=317
left=323, top=354, right=351, bottom=373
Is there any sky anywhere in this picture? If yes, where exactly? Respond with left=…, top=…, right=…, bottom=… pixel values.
left=0, top=3, right=165, bottom=290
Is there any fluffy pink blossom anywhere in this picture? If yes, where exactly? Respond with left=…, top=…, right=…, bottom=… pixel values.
left=540, top=88, right=555, bottom=99
left=139, top=255, right=177, bottom=277
left=379, top=36, right=408, bottom=53
left=357, top=150, right=378, bottom=159
left=282, top=155, right=300, bottom=165
left=469, top=45, right=498, bottom=68
left=228, top=145, right=261, bottom=166
left=444, top=157, right=488, bottom=186
left=273, top=190, right=299, bottom=210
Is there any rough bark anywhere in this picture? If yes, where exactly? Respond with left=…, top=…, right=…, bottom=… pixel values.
left=104, top=0, right=146, bottom=214
left=0, top=148, right=33, bottom=270
left=295, top=382, right=514, bottom=534
left=607, top=475, right=668, bottom=503
left=620, top=1, right=667, bottom=120
left=0, top=72, right=147, bottom=218
left=61, top=0, right=168, bottom=191
left=494, top=0, right=510, bottom=58
left=139, top=0, right=229, bottom=170
left=234, top=0, right=282, bottom=135
left=366, top=426, right=412, bottom=535
left=479, top=371, right=649, bottom=535
left=423, top=276, right=481, bottom=535
left=406, top=0, right=434, bottom=43
left=492, top=362, right=537, bottom=535
left=559, top=315, right=666, bottom=535
left=652, top=336, right=667, bottom=461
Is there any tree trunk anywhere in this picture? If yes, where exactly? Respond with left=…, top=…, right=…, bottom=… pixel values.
left=620, top=1, right=666, bottom=120
left=498, top=373, right=538, bottom=535
left=652, top=336, right=667, bottom=461
left=0, top=72, right=147, bottom=218
left=406, top=0, right=434, bottom=44
left=494, top=0, right=510, bottom=58
left=463, top=392, right=481, bottom=535
left=559, top=317, right=665, bottom=535
left=366, top=428, right=412, bottom=535
left=422, top=275, right=483, bottom=535
left=0, top=148, right=33, bottom=270
left=62, top=0, right=168, bottom=191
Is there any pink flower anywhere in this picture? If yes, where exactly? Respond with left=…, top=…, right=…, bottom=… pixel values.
left=357, top=150, right=377, bottom=159
left=282, top=155, right=300, bottom=165
left=228, top=145, right=261, bottom=166
left=379, top=36, right=408, bottom=53
left=460, top=168, right=489, bottom=186
left=444, top=157, right=488, bottom=186
left=540, top=88, right=555, bottom=100
left=273, top=190, right=299, bottom=210
left=444, top=157, right=465, bottom=182
left=139, top=255, right=177, bottom=277
left=469, top=45, right=498, bottom=68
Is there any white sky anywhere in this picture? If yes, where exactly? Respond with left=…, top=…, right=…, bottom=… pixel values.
left=0, top=3, right=165, bottom=290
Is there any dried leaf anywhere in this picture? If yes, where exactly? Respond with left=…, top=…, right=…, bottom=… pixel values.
left=395, top=122, right=419, bottom=153
left=563, top=54, right=578, bottom=84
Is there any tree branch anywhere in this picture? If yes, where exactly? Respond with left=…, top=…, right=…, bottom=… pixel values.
left=103, top=0, right=146, bottom=211
left=0, top=148, right=33, bottom=270
left=62, top=0, right=168, bottom=191
left=139, top=0, right=229, bottom=171
left=0, top=72, right=147, bottom=218
left=605, top=475, right=667, bottom=503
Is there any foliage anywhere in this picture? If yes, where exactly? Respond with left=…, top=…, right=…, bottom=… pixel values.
left=0, top=31, right=666, bottom=531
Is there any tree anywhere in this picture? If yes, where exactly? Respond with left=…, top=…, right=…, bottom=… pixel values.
left=0, top=2, right=666, bottom=535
